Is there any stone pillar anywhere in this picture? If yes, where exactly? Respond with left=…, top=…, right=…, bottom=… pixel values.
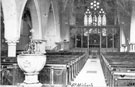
left=52, top=0, right=61, bottom=42
left=130, top=1, right=135, bottom=52
left=2, top=0, right=20, bottom=57
left=120, top=24, right=126, bottom=52
left=29, top=0, right=42, bottom=40
left=39, top=0, right=50, bottom=40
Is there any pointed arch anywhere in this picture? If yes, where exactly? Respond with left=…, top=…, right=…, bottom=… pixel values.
left=18, top=0, right=28, bottom=39
left=19, top=0, right=42, bottom=40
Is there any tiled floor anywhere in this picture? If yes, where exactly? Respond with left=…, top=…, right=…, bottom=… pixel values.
left=71, top=57, right=107, bottom=87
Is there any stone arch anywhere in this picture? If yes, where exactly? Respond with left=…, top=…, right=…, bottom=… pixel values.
left=44, top=0, right=62, bottom=50
left=17, top=5, right=32, bottom=50
left=18, top=0, right=28, bottom=39
left=45, top=3, right=56, bottom=49
left=17, top=0, right=42, bottom=50
left=19, top=0, right=42, bottom=40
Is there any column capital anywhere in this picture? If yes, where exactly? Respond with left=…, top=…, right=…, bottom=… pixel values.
left=6, top=40, right=19, bottom=44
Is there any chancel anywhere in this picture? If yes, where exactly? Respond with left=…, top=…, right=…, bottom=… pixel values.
left=1, top=0, right=135, bottom=87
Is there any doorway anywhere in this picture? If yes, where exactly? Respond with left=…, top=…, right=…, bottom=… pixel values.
left=88, top=30, right=101, bottom=57
left=89, top=33, right=100, bottom=48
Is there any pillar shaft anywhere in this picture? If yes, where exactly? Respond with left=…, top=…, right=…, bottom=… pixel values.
left=130, top=1, right=135, bottom=43
left=130, top=1, right=135, bottom=52
left=120, top=25, right=126, bottom=52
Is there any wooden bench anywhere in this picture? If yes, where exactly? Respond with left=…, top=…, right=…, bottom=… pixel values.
left=39, top=52, right=87, bottom=87
left=101, top=52, right=135, bottom=87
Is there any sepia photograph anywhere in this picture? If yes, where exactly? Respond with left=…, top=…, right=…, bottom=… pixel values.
left=0, top=0, right=135, bottom=87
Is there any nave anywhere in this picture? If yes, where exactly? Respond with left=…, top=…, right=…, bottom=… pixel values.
left=71, top=57, right=106, bottom=87
left=71, top=52, right=135, bottom=87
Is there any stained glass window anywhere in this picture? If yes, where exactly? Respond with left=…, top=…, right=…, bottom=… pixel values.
left=84, top=0, right=106, bottom=26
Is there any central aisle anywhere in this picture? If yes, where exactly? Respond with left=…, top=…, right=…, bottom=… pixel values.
left=71, top=57, right=107, bottom=87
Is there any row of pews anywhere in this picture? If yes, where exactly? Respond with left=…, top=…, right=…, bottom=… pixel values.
left=1, top=50, right=88, bottom=87
left=100, top=52, right=135, bottom=87
left=40, top=51, right=88, bottom=86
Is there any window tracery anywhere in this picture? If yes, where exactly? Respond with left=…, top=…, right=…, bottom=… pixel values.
left=84, top=0, right=106, bottom=26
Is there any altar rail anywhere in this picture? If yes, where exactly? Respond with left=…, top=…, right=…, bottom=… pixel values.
left=100, top=52, right=135, bottom=87
left=1, top=51, right=88, bottom=87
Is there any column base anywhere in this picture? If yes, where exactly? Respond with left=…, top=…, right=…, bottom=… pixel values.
left=120, top=47, right=127, bottom=52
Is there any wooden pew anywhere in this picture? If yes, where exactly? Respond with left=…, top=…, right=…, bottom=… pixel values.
left=101, top=52, right=135, bottom=87
left=39, top=52, right=87, bottom=87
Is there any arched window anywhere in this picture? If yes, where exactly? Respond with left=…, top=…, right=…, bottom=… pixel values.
left=84, top=0, right=106, bottom=26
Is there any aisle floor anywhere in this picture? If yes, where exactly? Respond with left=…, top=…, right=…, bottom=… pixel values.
left=71, top=56, right=107, bottom=87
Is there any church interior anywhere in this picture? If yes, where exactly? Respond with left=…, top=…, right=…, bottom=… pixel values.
left=1, top=0, right=135, bottom=87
